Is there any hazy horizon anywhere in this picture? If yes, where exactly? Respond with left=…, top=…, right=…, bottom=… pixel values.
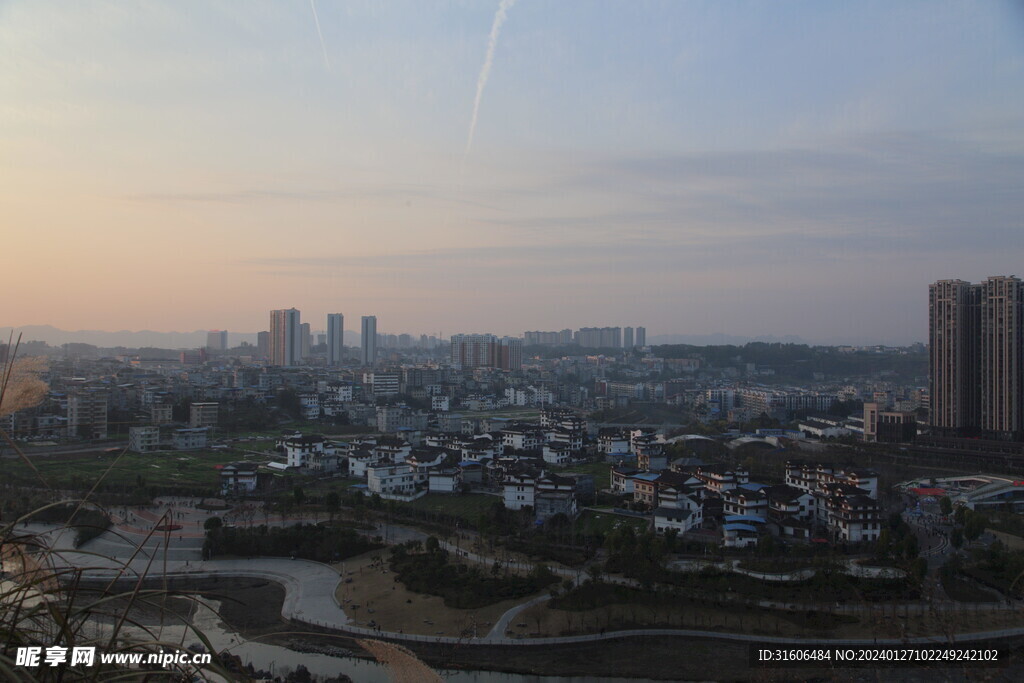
left=4, top=322, right=920, bottom=349
left=4, top=1, right=1022, bottom=346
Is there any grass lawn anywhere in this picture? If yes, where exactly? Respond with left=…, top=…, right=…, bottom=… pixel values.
left=304, top=478, right=363, bottom=495
left=1, top=447, right=275, bottom=490
left=941, top=573, right=1001, bottom=602
left=556, top=461, right=611, bottom=480
left=235, top=439, right=277, bottom=451
left=400, top=493, right=500, bottom=524
left=577, top=510, right=649, bottom=536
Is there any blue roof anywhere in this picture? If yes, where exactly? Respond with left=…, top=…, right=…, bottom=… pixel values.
left=632, top=472, right=660, bottom=481
left=351, top=484, right=368, bottom=490
left=723, top=523, right=760, bottom=533
left=724, top=515, right=765, bottom=524
left=460, top=460, right=481, bottom=466
left=739, top=482, right=768, bottom=492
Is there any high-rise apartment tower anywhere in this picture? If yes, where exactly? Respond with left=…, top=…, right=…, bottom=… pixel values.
left=269, top=308, right=302, bottom=366
left=327, top=313, right=344, bottom=366
left=361, top=316, right=377, bottom=366
left=929, top=276, right=1023, bottom=438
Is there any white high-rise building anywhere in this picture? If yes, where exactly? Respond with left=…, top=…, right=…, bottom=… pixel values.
left=361, top=316, right=378, bottom=366
left=270, top=308, right=302, bottom=366
left=636, top=326, right=647, bottom=347
left=327, top=313, right=345, bottom=366
left=624, top=327, right=634, bottom=348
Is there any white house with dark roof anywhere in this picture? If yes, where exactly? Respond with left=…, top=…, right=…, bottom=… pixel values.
left=722, top=485, right=769, bottom=519
left=783, top=460, right=881, bottom=542
left=765, top=484, right=815, bottom=539
left=366, top=464, right=425, bottom=501
left=653, top=506, right=701, bottom=534
left=598, top=428, right=631, bottom=457
left=542, top=442, right=573, bottom=465
left=220, top=462, right=259, bottom=494
left=503, top=471, right=537, bottom=510
left=428, top=468, right=462, bottom=494
left=284, top=434, right=326, bottom=468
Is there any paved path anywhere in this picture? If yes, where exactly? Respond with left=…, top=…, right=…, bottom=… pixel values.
left=667, top=558, right=905, bottom=581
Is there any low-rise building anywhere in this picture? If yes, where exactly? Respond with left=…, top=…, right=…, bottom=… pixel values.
left=653, top=506, right=701, bottom=534
left=284, top=434, right=326, bottom=469
left=542, top=443, right=573, bottom=465
left=189, top=402, right=219, bottom=429
left=128, top=425, right=160, bottom=453
left=172, top=427, right=207, bottom=450
left=503, top=471, right=536, bottom=510
left=366, top=464, right=424, bottom=500
left=610, top=466, right=640, bottom=494
left=220, top=462, right=259, bottom=495
left=598, top=428, right=631, bottom=457
left=722, top=485, right=769, bottom=519
left=428, top=468, right=462, bottom=494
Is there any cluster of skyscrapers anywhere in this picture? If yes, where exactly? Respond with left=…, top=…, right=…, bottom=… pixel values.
left=449, top=334, right=523, bottom=370
left=253, top=312, right=649, bottom=368
left=262, top=309, right=379, bottom=368
left=524, top=326, right=646, bottom=348
left=929, top=276, right=1023, bottom=439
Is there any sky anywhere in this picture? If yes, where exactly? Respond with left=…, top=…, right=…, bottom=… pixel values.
left=2, top=0, right=1023, bottom=345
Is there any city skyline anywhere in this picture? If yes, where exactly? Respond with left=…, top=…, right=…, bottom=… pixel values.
left=3, top=1, right=1023, bottom=345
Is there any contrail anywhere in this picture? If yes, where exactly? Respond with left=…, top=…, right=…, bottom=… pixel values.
left=465, top=0, right=518, bottom=157
left=309, top=0, right=331, bottom=70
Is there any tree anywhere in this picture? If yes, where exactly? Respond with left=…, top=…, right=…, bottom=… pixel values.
left=292, top=486, right=306, bottom=508
left=276, top=389, right=303, bottom=420
left=951, top=527, right=964, bottom=549
left=875, top=528, right=892, bottom=560
left=663, top=528, right=680, bottom=554
left=911, top=557, right=928, bottom=581
left=325, top=491, right=340, bottom=522
left=425, top=536, right=440, bottom=553
left=939, top=496, right=953, bottom=516
left=964, top=512, right=986, bottom=542
left=203, top=516, right=223, bottom=531
left=902, top=534, right=919, bottom=560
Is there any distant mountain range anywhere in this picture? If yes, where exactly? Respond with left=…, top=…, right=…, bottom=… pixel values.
left=648, top=333, right=808, bottom=346
left=4, top=325, right=374, bottom=349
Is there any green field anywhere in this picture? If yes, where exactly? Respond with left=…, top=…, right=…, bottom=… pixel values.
left=577, top=510, right=650, bottom=536
left=2, top=447, right=274, bottom=490
left=400, top=493, right=502, bottom=524
left=556, top=461, right=612, bottom=481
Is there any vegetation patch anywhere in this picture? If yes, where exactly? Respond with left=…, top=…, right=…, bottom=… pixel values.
left=736, top=557, right=815, bottom=573
left=27, top=503, right=111, bottom=547
left=389, top=539, right=558, bottom=609
left=1, top=448, right=271, bottom=495
left=941, top=572, right=1000, bottom=602
left=204, top=523, right=382, bottom=562
left=550, top=581, right=858, bottom=633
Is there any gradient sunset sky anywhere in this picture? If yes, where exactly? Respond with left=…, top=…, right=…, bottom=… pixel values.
left=3, top=1, right=1023, bottom=344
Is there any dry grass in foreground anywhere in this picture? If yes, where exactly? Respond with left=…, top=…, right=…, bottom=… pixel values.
left=357, top=639, right=443, bottom=683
